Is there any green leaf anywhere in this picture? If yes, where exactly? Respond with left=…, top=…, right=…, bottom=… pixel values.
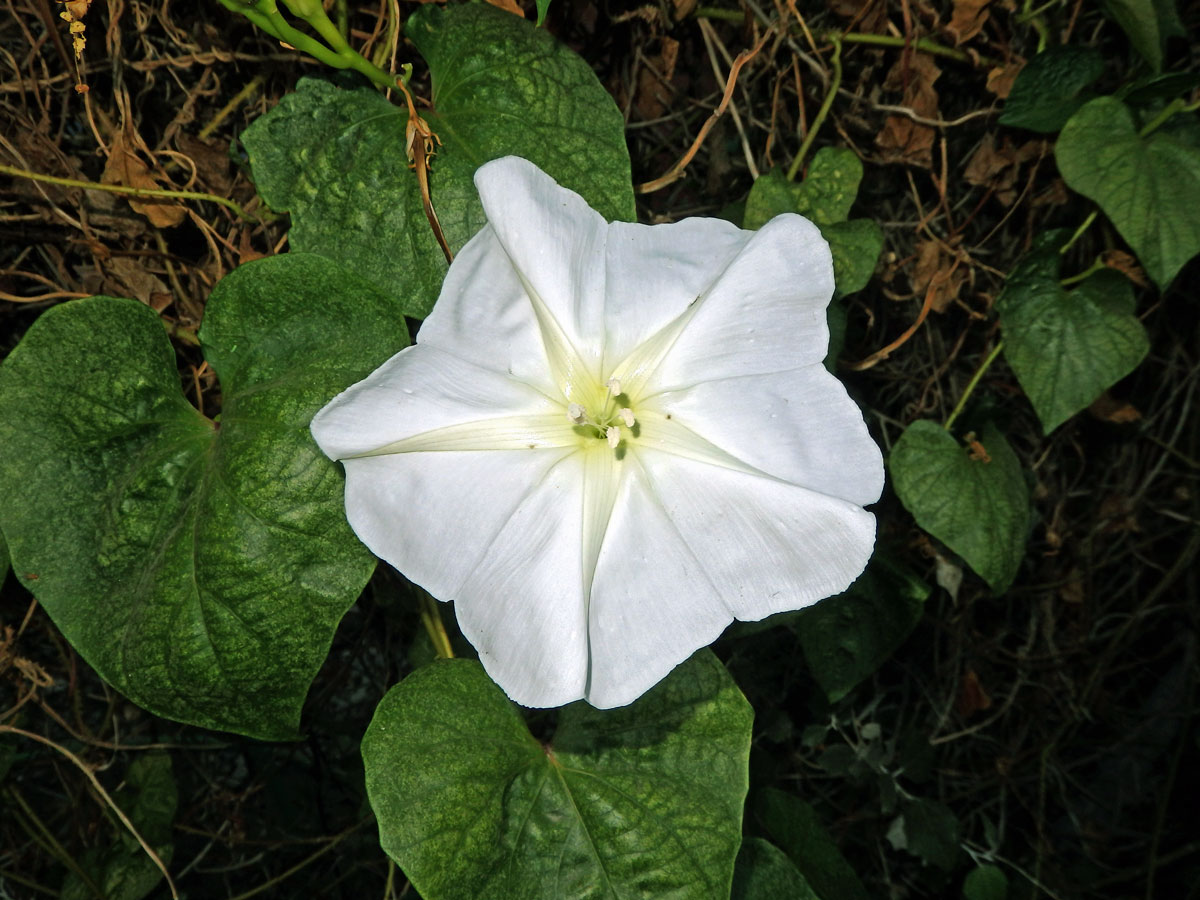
left=998, top=248, right=1148, bottom=433
left=534, top=0, right=552, bottom=26
left=0, top=528, right=8, bottom=583
left=889, top=420, right=1029, bottom=593
left=824, top=219, right=884, bottom=297
left=754, top=788, right=871, bottom=900
left=1056, top=96, right=1200, bottom=289
left=732, top=838, right=820, bottom=900
left=963, top=864, right=1008, bottom=900
left=743, top=148, right=863, bottom=229
left=798, top=555, right=930, bottom=703
left=743, top=152, right=882, bottom=297
left=998, top=46, right=1104, bottom=133
left=0, top=254, right=407, bottom=738
left=243, top=3, right=633, bottom=318
left=887, top=797, right=960, bottom=870
left=61, top=751, right=177, bottom=900
left=362, top=652, right=752, bottom=900
left=1101, top=0, right=1185, bottom=72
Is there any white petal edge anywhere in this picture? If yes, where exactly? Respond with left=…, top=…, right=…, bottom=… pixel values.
left=642, top=214, right=835, bottom=394
left=310, top=344, right=567, bottom=461
left=644, top=365, right=885, bottom=507
left=340, top=448, right=590, bottom=707
left=586, top=446, right=876, bottom=707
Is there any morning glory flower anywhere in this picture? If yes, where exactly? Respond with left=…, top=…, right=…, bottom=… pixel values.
left=310, top=157, right=884, bottom=709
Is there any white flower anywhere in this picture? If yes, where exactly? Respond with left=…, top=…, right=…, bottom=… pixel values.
left=311, top=157, right=884, bottom=709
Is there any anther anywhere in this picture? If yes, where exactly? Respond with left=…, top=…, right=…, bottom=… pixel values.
left=605, top=377, right=622, bottom=396
left=606, top=426, right=621, bottom=449
left=567, top=402, right=586, bottom=424
left=618, top=408, right=635, bottom=428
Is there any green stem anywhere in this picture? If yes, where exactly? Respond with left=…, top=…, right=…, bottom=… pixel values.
left=693, top=6, right=744, bottom=21
left=1139, top=97, right=1185, bottom=138
left=1059, top=210, right=1098, bottom=256
left=217, top=0, right=400, bottom=91
left=1059, top=257, right=1105, bottom=287
left=831, top=31, right=998, bottom=67
left=0, top=162, right=254, bottom=221
left=418, top=590, right=455, bottom=660
left=944, top=341, right=1005, bottom=432
left=788, top=36, right=841, bottom=181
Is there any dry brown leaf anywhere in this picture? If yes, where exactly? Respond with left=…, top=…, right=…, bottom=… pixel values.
left=986, top=59, right=1023, bottom=99
left=1089, top=392, right=1143, bottom=425
left=101, top=132, right=186, bottom=228
left=482, top=0, right=525, bottom=17
left=1102, top=249, right=1149, bottom=287
left=175, top=133, right=234, bottom=196
left=876, top=52, right=941, bottom=168
left=946, top=0, right=991, bottom=44
left=964, top=134, right=1042, bottom=205
left=1059, top=569, right=1085, bottom=605
left=104, top=256, right=170, bottom=307
left=911, top=239, right=967, bottom=312
left=955, top=668, right=993, bottom=717
left=829, top=0, right=889, bottom=33
left=634, top=37, right=679, bottom=120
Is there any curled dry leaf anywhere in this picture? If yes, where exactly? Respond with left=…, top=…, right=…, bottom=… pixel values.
left=876, top=52, right=942, bottom=168
left=946, top=0, right=992, bottom=45
left=986, top=59, right=1023, bottom=99
left=482, top=0, right=525, bottom=18
left=955, top=668, right=993, bottom=717
left=1088, top=391, right=1142, bottom=425
left=964, top=134, right=1043, bottom=206
left=912, top=239, right=968, bottom=313
left=634, top=36, right=680, bottom=120
left=1102, top=249, right=1149, bottom=288
left=101, top=133, right=186, bottom=228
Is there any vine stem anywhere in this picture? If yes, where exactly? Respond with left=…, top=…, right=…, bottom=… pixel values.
left=787, top=36, right=841, bottom=181
left=0, top=162, right=253, bottom=221
left=829, top=30, right=999, bottom=67
left=944, top=341, right=1005, bottom=432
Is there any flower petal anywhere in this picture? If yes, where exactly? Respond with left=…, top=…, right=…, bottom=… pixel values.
left=340, top=447, right=591, bottom=707
left=415, top=224, right=560, bottom=398
left=310, top=345, right=570, bottom=461
left=641, top=214, right=835, bottom=393
left=586, top=447, right=876, bottom=707
left=472, top=157, right=608, bottom=382
left=645, top=366, right=885, bottom=506
left=601, top=218, right=750, bottom=373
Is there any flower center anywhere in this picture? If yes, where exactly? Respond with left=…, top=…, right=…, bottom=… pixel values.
left=566, top=377, right=638, bottom=452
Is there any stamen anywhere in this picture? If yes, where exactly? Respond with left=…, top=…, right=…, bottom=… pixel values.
left=567, top=402, right=586, bottom=424
left=605, top=377, right=622, bottom=397
left=618, top=408, right=635, bottom=428
left=606, top=426, right=621, bottom=449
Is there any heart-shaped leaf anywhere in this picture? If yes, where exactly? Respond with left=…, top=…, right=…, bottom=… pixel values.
left=1056, top=96, right=1200, bottom=289
left=743, top=148, right=864, bottom=229
left=0, top=254, right=408, bottom=738
left=753, top=788, right=871, bottom=900
left=743, top=150, right=882, bottom=297
left=732, top=838, right=819, bottom=900
left=998, top=248, right=1148, bottom=433
left=798, top=554, right=930, bottom=703
left=998, top=46, right=1103, bottom=133
left=243, top=3, right=633, bottom=318
left=362, top=652, right=752, bottom=900
left=889, top=420, right=1029, bottom=593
